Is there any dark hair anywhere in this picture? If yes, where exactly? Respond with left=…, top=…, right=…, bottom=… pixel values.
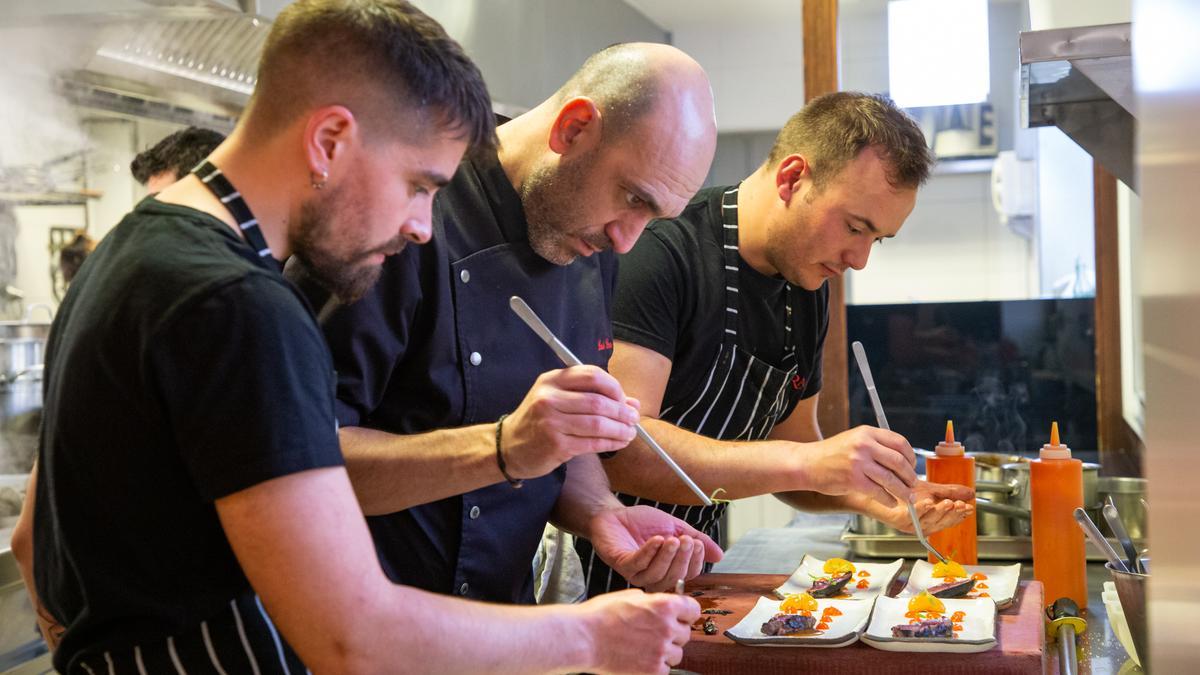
left=767, top=92, right=934, bottom=190
left=130, top=127, right=225, bottom=185
left=60, top=233, right=96, bottom=284
left=248, top=0, right=496, bottom=156
left=555, top=43, right=658, bottom=141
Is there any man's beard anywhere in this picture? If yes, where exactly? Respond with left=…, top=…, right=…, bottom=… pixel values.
left=520, top=151, right=611, bottom=266
left=291, top=186, right=398, bottom=304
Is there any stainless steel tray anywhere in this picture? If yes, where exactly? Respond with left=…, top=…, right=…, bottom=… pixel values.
left=842, top=525, right=1145, bottom=561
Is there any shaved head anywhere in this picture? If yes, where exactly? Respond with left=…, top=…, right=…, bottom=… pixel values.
left=512, top=42, right=717, bottom=265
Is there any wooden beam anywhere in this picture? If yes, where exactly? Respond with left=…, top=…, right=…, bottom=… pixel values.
left=1092, top=161, right=1143, bottom=476
left=803, top=0, right=848, bottom=435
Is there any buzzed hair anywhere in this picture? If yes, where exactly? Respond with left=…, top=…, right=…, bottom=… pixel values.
left=555, top=43, right=660, bottom=141
left=246, top=0, right=495, bottom=156
left=767, top=92, right=934, bottom=191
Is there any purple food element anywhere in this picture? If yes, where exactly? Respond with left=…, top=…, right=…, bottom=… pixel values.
left=929, top=578, right=975, bottom=598
left=809, top=571, right=854, bottom=598
left=761, top=613, right=818, bottom=636
left=891, top=618, right=955, bottom=639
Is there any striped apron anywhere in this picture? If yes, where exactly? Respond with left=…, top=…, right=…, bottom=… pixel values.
left=70, top=595, right=306, bottom=675
left=579, top=186, right=801, bottom=596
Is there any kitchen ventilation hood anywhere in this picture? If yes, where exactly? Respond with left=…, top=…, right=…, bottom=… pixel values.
left=1020, top=22, right=1136, bottom=191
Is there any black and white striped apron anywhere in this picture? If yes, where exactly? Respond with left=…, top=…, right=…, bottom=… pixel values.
left=73, top=162, right=308, bottom=674
left=70, top=595, right=307, bottom=675
left=580, top=186, right=800, bottom=596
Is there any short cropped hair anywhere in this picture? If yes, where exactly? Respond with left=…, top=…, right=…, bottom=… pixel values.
left=554, top=43, right=658, bottom=141
left=767, top=92, right=934, bottom=190
left=130, top=127, right=225, bottom=185
left=247, top=0, right=496, bottom=156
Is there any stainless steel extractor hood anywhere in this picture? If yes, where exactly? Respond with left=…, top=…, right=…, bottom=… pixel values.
left=1020, top=22, right=1136, bottom=191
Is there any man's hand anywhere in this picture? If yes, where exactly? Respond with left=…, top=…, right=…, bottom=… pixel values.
left=802, top=425, right=918, bottom=506
left=863, top=480, right=975, bottom=534
left=586, top=505, right=723, bottom=592
left=575, top=589, right=699, bottom=674
left=502, top=366, right=640, bottom=479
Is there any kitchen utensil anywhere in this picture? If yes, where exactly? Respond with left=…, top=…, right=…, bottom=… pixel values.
left=1046, top=597, right=1085, bottom=675
left=509, top=296, right=712, bottom=506
left=1106, top=561, right=1149, bottom=673
left=1102, top=500, right=1141, bottom=573
left=1073, top=507, right=1127, bottom=572
left=850, top=340, right=946, bottom=564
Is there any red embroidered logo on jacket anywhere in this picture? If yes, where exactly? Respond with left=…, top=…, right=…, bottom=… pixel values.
left=597, top=338, right=614, bottom=351
left=791, top=374, right=805, bottom=390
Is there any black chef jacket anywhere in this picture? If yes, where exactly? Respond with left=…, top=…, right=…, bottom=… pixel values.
left=306, top=152, right=619, bottom=604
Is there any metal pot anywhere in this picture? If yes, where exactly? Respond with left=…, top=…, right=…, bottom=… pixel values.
left=0, top=305, right=52, bottom=385
left=1098, top=476, right=1147, bottom=540
left=969, top=452, right=1024, bottom=536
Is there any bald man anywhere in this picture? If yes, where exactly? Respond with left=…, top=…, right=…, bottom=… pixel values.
left=290, top=42, right=722, bottom=604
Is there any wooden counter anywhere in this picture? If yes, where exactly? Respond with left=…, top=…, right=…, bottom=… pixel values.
left=679, top=573, right=1045, bottom=674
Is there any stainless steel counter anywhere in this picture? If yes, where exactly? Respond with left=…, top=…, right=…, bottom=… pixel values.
left=714, top=514, right=1142, bottom=674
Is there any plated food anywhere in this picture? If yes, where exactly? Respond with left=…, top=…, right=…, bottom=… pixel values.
left=862, top=595, right=997, bottom=653
left=898, top=560, right=1021, bottom=609
left=725, top=592, right=874, bottom=647
left=775, top=555, right=902, bottom=601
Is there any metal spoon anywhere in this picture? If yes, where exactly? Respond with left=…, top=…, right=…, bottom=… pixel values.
left=509, top=296, right=712, bottom=506
left=1074, top=507, right=1128, bottom=572
left=1103, top=499, right=1141, bottom=573
left=850, top=341, right=946, bottom=564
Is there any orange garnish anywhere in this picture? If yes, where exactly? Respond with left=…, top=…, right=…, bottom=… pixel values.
left=816, top=622, right=830, bottom=630
left=970, top=572, right=988, bottom=581
left=800, top=610, right=813, bottom=617
left=858, top=570, right=871, bottom=577
left=780, top=592, right=818, bottom=613
left=979, top=592, right=990, bottom=598
left=824, top=607, right=843, bottom=616
left=976, top=583, right=989, bottom=589
left=943, top=576, right=958, bottom=583
left=953, top=624, right=964, bottom=631
left=856, top=579, right=870, bottom=589
left=951, top=611, right=966, bottom=622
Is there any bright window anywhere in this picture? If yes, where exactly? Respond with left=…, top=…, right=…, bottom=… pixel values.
left=888, top=0, right=991, bottom=108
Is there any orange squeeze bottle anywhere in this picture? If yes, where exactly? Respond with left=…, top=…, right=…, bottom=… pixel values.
left=926, top=421, right=977, bottom=564
left=1030, top=422, right=1087, bottom=608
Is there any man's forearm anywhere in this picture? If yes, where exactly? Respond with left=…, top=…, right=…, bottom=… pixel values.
left=603, top=418, right=816, bottom=505
left=774, top=490, right=854, bottom=513
left=12, top=462, right=64, bottom=649
left=340, top=424, right=502, bottom=515
left=550, top=454, right=623, bottom=537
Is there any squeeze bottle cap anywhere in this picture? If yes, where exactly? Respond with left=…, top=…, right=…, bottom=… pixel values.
left=935, top=420, right=965, bottom=456
left=1040, top=421, right=1072, bottom=459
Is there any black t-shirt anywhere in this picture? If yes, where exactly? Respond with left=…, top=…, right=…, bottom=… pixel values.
left=612, top=185, right=829, bottom=422
left=34, top=198, right=343, bottom=673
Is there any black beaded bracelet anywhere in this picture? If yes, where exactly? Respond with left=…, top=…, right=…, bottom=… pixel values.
left=495, top=414, right=523, bottom=488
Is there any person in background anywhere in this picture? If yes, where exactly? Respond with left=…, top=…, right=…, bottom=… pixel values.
left=129, top=126, right=226, bottom=193
left=12, top=2, right=698, bottom=673
left=57, top=230, right=95, bottom=285
left=290, top=41, right=723, bottom=608
left=581, top=92, right=976, bottom=595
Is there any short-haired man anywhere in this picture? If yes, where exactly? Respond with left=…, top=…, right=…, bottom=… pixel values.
left=296, top=42, right=724, bottom=606
left=130, top=126, right=226, bottom=193
left=15, top=3, right=699, bottom=673
left=582, top=92, right=975, bottom=594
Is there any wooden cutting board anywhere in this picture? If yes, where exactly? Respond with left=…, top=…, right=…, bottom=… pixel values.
left=679, top=574, right=1045, bottom=674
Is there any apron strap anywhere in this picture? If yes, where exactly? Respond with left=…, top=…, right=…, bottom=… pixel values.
left=191, top=160, right=277, bottom=264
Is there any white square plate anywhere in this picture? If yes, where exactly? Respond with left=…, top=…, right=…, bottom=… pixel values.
left=861, top=596, right=997, bottom=653
left=774, top=555, right=902, bottom=600
left=724, top=595, right=875, bottom=647
left=897, top=560, right=1021, bottom=609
